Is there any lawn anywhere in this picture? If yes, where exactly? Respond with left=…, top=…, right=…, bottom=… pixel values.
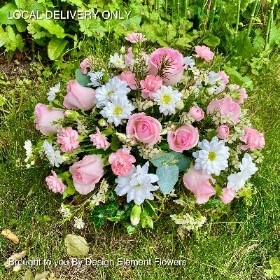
left=0, top=52, right=279, bottom=280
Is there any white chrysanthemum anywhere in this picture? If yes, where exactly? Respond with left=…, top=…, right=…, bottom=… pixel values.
left=206, top=71, right=221, bottom=85
left=109, top=53, right=126, bottom=69
left=24, top=140, right=33, bottom=160
left=74, top=217, right=85, bottom=229
left=227, top=172, right=247, bottom=191
left=183, top=56, right=195, bottom=68
left=47, top=82, right=60, bottom=102
left=43, top=140, right=64, bottom=167
left=154, top=86, right=182, bottom=115
left=95, top=77, right=130, bottom=108
left=239, top=153, right=258, bottom=178
left=88, top=71, right=104, bottom=87
left=193, top=137, right=230, bottom=175
left=100, top=96, right=135, bottom=126
left=115, top=162, right=159, bottom=205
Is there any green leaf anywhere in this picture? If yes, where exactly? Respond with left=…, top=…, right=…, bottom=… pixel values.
left=64, top=234, right=89, bottom=257
left=170, top=152, right=190, bottom=171
left=22, top=269, right=34, bottom=280
left=37, top=19, right=65, bottom=38
left=156, top=165, right=179, bottom=195
left=47, top=38, right=67, bottom=60
left=130, top=205, right=141, bottom=225
left=110, top=134, right=120, bottom=151
left=143, top=201, right=157, bottom=219
left=151, top=152, right=177, bottom=167
left=140, top=209, right=153, bottom=229
left=0, top=95, right=6, bottom=107
left=75, top=69, right=91, bottom=87
left=203, top=35, right=220, bottom=47
left=63, top=184, right=76, bottom=199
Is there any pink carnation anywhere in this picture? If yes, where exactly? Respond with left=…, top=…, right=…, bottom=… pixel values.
left=217, top=125, right=230, bottom=139
left=45, top=171, right=66, bottom=194
left=183, top=167, right=216, bottom=204
left=187, top=106, right=205, bottom=121
left=194, top=45, right=214, bottom=62
left=149, top=47, right=184, bottom=86
left=109, top=148, right=136, bottom=176
left=125, top=32, right=147, bottom=43
left=234, top=88, right=248, bottom=104
left=207, top=97, right=241, bottom=124
left=140, top=75, right=163, bottom=99
left=240, top=128, right=265, bottom=150
left=220, top=188, right=235, bottom=204
left=80, top=58, right=91, bottom=75
left=57, top=127, right=79, bottom=152
left=89, top=128, right=110, bottom=150
left=118, top=71, right=137, bottom=90
left=218, top=71, right=229, bottom=85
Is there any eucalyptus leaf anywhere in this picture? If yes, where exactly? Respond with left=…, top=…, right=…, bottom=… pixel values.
left=156, top=165, right=179, bottom=195
left=75, top=69, right=91, bottom=87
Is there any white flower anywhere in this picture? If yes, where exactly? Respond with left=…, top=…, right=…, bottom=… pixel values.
left=60, top=204, right=72, bottom=219
left=95, top=77, right=130, bottom=108
left=227, top=172, right=247, bottom=191
left=193, top=137, right=230, bottom=175
left=115, top=162, right=159, bottom=205
left=239, top=153, right=258, bottom=179
left=74, top=217, right=85, bottom=229
left=109, top=53, right=126, bottom=69
left=43, top=140, right=64, bottom=167
left=154, top=86, right=182, bottom=115
left=100, top=96, right=135, bottom=126
left=47, top=82, right=60, bottom=102
left=24, top=140, right=33, bottom=160
left=206, top=71, right=221, bottom=85
left=88, top=71, right=104, bottom=87
left=183, top=56, right=195, bottom=68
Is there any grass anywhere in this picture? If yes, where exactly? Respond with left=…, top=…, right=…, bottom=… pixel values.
left=0, top=53, right=279, bottom=280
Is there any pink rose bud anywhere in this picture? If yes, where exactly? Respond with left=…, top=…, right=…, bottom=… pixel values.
left=217, top=125, right=230, bottom=139
left=220, top=188, right=235, bottom=204
left=80, top=58, right=91, bottom=75
left=194, top=45, right=214, bottom=62
left=57, top=127, right=79, bottom=152
left=234, top=87, right=248, bottom=104
left=63, top=80, right=95, bottom=111
left=69, top=155, right=104, bottom=195
left=167, top=124, right=199, bottom=153
left=218, top=71, right=229, bottom=85
left=183, top=167, right=216, bottom=204
left=125, top=32, right=147, bottom=43
left=187, top=106, right=205, bottom=121
left=89, top=128, right=110, bottom=150
left=109, top=148, right=136, bottom=176
left=45, top=171, right=66, bottom=194
left=149, top=47, right=184, bottom=86
left=126, top=113, right=162, bottom=146
left=240, top=128, right=265, bottom=150
left=118, top=70, right=137, bottom=90
left=34, top=103, right=64, bottom=136
left=140, top=75, right=163, bottom=99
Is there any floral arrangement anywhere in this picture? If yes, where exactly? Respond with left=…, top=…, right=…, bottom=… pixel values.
left=24, top=33, right=265, bottom=233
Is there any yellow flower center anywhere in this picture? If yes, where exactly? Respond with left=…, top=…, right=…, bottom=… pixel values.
left=161, top=93, right=172, bottom=104
left=208, top=151, right=217, bottom=161
left=114, top=106, right=123, bottom=116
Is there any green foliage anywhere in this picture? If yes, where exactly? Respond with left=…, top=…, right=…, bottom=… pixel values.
left=265, top=257, right=280, bottom=278
left=75, top=69, right=90, bottom=87
left=47, top=38, right=68, bottom=60
left=156, top=165, right=179, bottom=195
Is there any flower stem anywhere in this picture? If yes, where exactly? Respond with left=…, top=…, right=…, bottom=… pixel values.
left=247, top=0, right=259, bottom=38
left=265, top=0, right=276, bottom=50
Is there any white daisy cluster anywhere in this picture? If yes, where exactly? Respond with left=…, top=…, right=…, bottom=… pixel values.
left=137, top=144, right=162, bottom=160
left=89, top=179, right=109, bottom=209
left=43, top=140, right=65, bottom=167
left=74, top=216, right=85, bottom=229
left=170, top=213, right=207, bottom=231
left=47, top=82, right=60, bottom=102
left=95, top=77, right=135, bottom=126
left=133, top=97, right=155, bottom=111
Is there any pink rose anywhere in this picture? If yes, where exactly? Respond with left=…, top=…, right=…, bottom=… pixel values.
left=126, top=113, right=162, bottom=146
left=218, top=71, right=229, bottom=85
left=220, top=188, right=235, bottom=204
left=109, top=148, right=136, bottom=176
left=194, top=45, right=214, bottom=62
left=183, top=167, right=216, bottom=204
left=34, top=103, right=64, bottom=136
left=69, top=155, right=104, bottom=195
left=217, top=125, right=230, bottom=139
left=118, top=71, right=137, bottom=90
left=89, top=128, right=110, bottom=150
left=140, top=75, right=163, bottom=99
left=240, top=128, right=265, bottom=150
left=149, top=47, right=184, bottom=86
left=125, top=47, right=134, bottom=70
left=45, top=171, right=66, bottom=194
left=125, top=32, right=147, bottom=43
left=63, top=80, right=95, bottom=111
left=187, top=106, right=205, bottom=121
left=57, top=127, right=79, bottom=152
left=167, top=124, right=199, bottom=153
left=234, top=88, right=248, bottom=104
left=207, top=97, right=241, bottom=124
left=80, top=58, right=91, bottom=75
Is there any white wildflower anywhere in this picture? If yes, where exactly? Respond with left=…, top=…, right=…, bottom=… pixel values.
left=43, top=140, right=64, bottom=167
left=60, top=204, right=72, bottom=219
left=74, top=217, right=85, bottom=229
left=109, top=53, right=126, bottom=69
left=47, top=83, right=60, bottom=102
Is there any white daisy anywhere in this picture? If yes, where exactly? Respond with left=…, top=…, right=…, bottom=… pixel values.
left=227, top=172, right=247, bottom=191
left=109, top=53, right=126, bottom=69
left=193, top=137, right=230, bottom=175
left=43, top=140, right=64, bottom=167
left=115, top=162, right=159, bottom=205
left=100, top=96, right=135, bottom=126
left=73, top=217, right=85, bottom=229
left=154, top=86, right=182, bottom=115
left=239, top=153, right=258, bottom=179
left=88, top=71, right=104, bottom=87
left=47, top=82, right=60, bottom=102
left=206, top=71, right=221, bottom=85
left=95, top=77, right=130, bottom=108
